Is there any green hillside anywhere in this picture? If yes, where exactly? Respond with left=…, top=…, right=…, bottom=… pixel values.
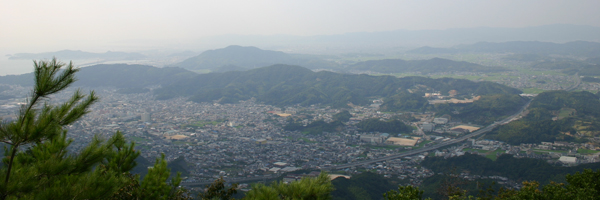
left=356, top=118, right=413, bottom=134
left=433, top=94, right=526, bottom=125
left=175, top=45, right=338, bottom=70
left=487, top=91, right=600, bottom=144
left=284, top=120, right=345, bottom=135
left=331, top=172, right=408, bottom=200
left=155, top=64, right=522, bottom=109
left=421, top=153, right=600, bottom=185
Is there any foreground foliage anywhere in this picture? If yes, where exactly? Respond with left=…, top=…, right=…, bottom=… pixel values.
left=332, top=172, right=407, bottom=200
left=421, top=153, right=600, bottom=185
left=244, top=172, right=333, bottom=200
left=0, top=59, right=188, bottom=199
left=383, top=169, right=600, bottom=200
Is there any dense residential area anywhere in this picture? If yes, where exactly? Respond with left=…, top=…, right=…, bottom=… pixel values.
left=1, top=81, right=597, bottom=192
left=3, top=3, right=600, bottom=197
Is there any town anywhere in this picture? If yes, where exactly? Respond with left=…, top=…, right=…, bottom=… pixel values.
left=1, top=84, right=597, bottom=191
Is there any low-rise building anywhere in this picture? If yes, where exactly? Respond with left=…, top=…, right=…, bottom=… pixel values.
left=433, top=118, right=449, bottom=124
left=559, top=156, right=577, bottom=164
left=385, top=137, right=418, bottom=146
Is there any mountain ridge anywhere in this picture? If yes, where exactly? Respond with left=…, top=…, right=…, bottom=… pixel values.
left=174, top=45, right=338, bottom=71
left=156, top=64, right=522, bottom=109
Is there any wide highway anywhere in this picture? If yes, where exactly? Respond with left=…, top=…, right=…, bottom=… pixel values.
left=565, top=73, right=581, bottom=92
left=325, top=99, right=532, bottom=170
left=182, top=99, right=533, bottom=186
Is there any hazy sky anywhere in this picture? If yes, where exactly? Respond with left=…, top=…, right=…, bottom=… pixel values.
left=2, top=0, right=600, bottom=54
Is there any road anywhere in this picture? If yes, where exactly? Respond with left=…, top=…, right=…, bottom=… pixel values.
left=325, top=98, right=532, bottom=170
left=326, top=73, right=576, bottom=170
left=182, top=99, right=532, bottom=186
left=177, top=73, right=576, bottom=186
left=565, top=73, right=581, bottom=92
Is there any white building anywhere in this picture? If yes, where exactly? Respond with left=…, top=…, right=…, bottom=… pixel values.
left=360, top=134, right=387, bottom=143
left=421, top=123, right=435, bottom=132
left=433, top=118, right=449, bottom=124
left=559, top=156, right=577, bottom=164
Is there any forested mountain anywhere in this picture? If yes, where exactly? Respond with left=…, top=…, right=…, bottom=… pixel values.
left=331, top=172, right=408, bottom=200
left=284, top=120, right=345, bottom=135
left=380, top=92, right=526, bottom=124
left=174, top=45, right=338, bottom=71
left=0, top=64, right=196, bottom=88
left=487, top=91, right=600, bottom=144
left=0, top=63, right=525, bottom=124
left=211, top=64, right=248, bottom=73
left=347, top=57, right=505, bottom=73
left=355, top=118, right=413, bottom=133
left=9, top=50, right=146, bottom=60
left=284, top=111, right=354, bottom=134
left=155, top=64, right=522, bottom=109
left=432, top=94, right=526, bottom=125
left=408, top=41, right=600, bottom=57
left=420, top=153, right=600, bottom=199
left=422, top=153, right=600, bottom=185
left=403, top=46, right=458, bottom=54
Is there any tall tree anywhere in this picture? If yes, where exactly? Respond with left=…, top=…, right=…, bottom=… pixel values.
left=198, top=177, right=238, bottom=200
left=244, top=172, right=333, bottom=200
left=384, top=185, right=430, bottom=200
left=0, top=58, right=188, bottom=199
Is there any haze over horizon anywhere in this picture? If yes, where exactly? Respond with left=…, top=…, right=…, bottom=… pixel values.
left=2, top=0, right=600, bottom=55
left=4, top=1, right=600, bottom=198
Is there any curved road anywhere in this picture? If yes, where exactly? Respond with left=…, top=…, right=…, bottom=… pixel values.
left=565, top=73, right=581, bottom=92
left=181, top=72, right=580, bottom=186
left=325, top=98, right=532, bottom=170
left=327, top=73, right=576, bottom=170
